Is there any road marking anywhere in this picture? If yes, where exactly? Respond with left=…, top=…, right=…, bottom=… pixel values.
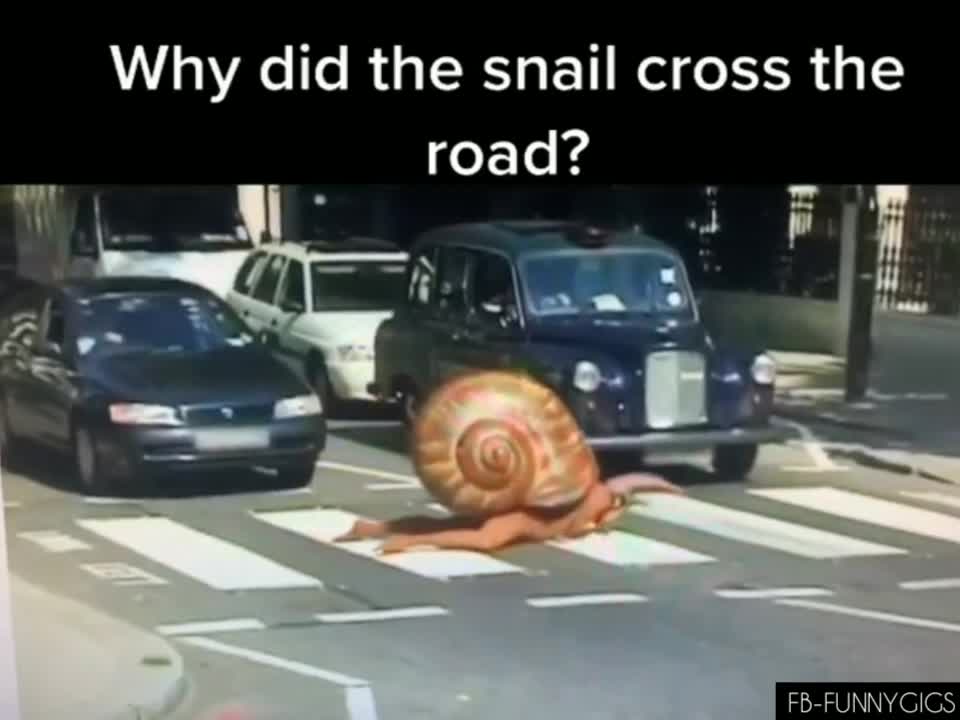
left=77, top=517, right=322, bottom=591
left=365, top=483, right=422, bottom=492
left=261, top=487, right=314, bottom=497
left=3, top=502, right=21, bottom=509
left=157, top=619, right=267, bottom=636
left=549, top=532, right=716, bottom=566
left=900, top=491, right=960, bottom=512
left=714, top=587, right=834, bottom=599
left=18, top=530, right=92, bottom=553
left=751, top=487, right=960, bottom=546
left=81, top=562, right=168, bottom=586
left=774, top=417, right=848, bottom=471
left=780, top=466, right=851, bottom=474
left=629, top=495, right=905, bottom=559
left=316, top=461, right=419, bottom=487
left=899, top=578, right=960, bottom=591
left=774, top=598, right=960, bottom=634
left=315, top=607, right=450, bottom=624
left=526, top=593, right=648, bottom=608
left=179, top=637, right=379, bottom=720
left=83, top=497, right=137, bottom=505
left=252, top=508, right=525, bottom=580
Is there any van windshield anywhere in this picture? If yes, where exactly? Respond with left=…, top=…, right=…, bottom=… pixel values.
left=519, top=249, right=695, bottom=320
left=310, top=261, right=407, bottom=311
left=100, top=189, right=252, bottom=253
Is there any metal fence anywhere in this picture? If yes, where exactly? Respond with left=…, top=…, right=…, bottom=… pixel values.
left=875, top=195, right=960, bottom=316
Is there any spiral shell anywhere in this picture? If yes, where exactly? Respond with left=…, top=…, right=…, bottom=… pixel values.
left=411, top=370, right=600, bottom=517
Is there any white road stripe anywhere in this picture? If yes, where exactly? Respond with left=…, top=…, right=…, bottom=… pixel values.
left=316, top=461, right=419, bottom=487
left=315, top=607, right=450, bottom=624
left=77, top=517, right=322, bottom=591
left=774, top=599, right=960, bottom=633
left=775, top=418, right=846, bottom=471
left=751, top=487, right=960, bottom=546
left=3, top=502, right=21, bottom=509
left=83, top=497, right=136, bottom=505
left=18, top=531, right=92, bottom=553
left=900, top=491, right=960, bottom=512
left=550, top=532, right=715, bottom=566
left=365, top=483, right=422, bottom=492
left=899, top=578, right=960, bottom=591
left=629, top=495, right=905, bottom=559
left=180, top=637, right=380, bottom=720
left=252, top=508, right=525, bottom=580
left=715, top=587, right=834, bottom=599
left=527, top=593, right=648, bottom=608
left=157, top=619, right=267, bottom=636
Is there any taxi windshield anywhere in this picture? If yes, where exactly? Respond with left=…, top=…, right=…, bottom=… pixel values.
left=519, top=248, right=695, bottom=319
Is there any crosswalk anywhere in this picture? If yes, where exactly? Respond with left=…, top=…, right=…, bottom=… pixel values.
left=17, top=484, right=960, bottom=604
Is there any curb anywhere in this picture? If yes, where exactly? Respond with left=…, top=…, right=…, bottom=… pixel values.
left=772, top=405, right=913, bottom=440
left=109, top=654, right=188, bottom=720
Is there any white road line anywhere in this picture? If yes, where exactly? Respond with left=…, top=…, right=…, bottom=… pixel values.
left=629, top=495, right=905, bottom=559
left=775, top=417, right=847, bottom=471
left=179, top=637, right=379, bottom=720
left=527, top=593, right=648, bottom=608
left=157, top=619, right=267, bottom=636
left=365, top=483, right=422, bottom=492
left=899, top=578, right=960, bottom=591
left=77, top=517, right=322, bottom=591
left=253, top=508, right=525, bottom=580
left=900, top=491, right=960, bottom=512
left=3, top=502, right=21, bottom=509
left=751, top=487, right=960, bottom=546
left=82, top=497, right=136, bottom=505
left=549, top=532, right=716, bottom=566
left=780, top=466, right=851, bottom=474
left=18, top=531, right=92, bottom=553
left=426, top=502, right=714, bottom=567
left=774, top=598, right=960, bottom=634
left=81, top=562, right=168, bottom=586
left=316, top=461, right=419, bottom=487
left=315, top=607, right=450, bottom=624
left=714, top=587, right=834, bottom=599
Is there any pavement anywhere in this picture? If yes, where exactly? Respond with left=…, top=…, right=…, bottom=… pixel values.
left=11, top=574, right=186, bottom=720
left=771, top=309, right=960, bottom=485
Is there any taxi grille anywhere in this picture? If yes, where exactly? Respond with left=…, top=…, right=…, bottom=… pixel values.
left=182, top=403, right=274, bottom=426
left=644, top=351, right=708, bottom=429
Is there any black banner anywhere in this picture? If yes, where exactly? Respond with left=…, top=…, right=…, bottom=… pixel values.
left=778, top=684, right=960, bottom=719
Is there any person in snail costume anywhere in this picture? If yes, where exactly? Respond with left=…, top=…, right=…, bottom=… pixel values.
left=335, top=370, right=685, bottom=555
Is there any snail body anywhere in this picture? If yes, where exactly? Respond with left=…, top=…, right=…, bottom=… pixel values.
left=411, top=370, right=599, bottom=517
left=334, top=370, right=684, bottom=554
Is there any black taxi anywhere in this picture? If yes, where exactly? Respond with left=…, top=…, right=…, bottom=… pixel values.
left=369, top=221, right=792, bottom=480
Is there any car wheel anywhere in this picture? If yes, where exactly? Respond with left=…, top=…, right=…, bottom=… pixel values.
left=309, top=362, right=339, bottom=418
left=0, top=397, right=24, bottom=470
left=73, top=425, right=110, bottom=495
left=277, top=462, right=315, bottom=489
left=712, top=444, right=759, bottom=481
left=399, top=387, right=420, bottom=428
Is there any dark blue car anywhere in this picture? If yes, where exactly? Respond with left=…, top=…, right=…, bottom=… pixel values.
left=0, top=277, right=326, bottom=494
left=370, top=221, right=791, bottom=480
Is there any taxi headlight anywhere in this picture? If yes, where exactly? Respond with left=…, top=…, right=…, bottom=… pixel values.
left=573, top=361, right=602, bottom=393
left=751, top=354, right=777, bottom=385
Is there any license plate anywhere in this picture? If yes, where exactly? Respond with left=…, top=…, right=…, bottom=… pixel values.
left=194, top=428, right=270, bottom=451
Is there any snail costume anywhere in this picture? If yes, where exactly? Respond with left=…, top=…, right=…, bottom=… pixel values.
left=335, top=370, right=685, bottom=555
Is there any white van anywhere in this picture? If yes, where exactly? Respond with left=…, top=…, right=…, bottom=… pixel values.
left=226, top=238, right=408, bottom=413
left=13, top=185, right=257, bottom=298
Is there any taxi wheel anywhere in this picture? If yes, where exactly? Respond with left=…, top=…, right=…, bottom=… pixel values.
left=73, top=425, right=111, bottom=496
left=712, top=444, right=758, bottom=481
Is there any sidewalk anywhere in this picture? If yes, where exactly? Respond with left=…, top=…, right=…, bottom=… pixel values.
left=771, top=351, right=960, bottom=484
left=12, top=574, right=186, bottom=720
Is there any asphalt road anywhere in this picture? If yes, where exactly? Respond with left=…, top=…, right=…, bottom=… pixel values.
left=6, top=414, right=960, bottom=720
